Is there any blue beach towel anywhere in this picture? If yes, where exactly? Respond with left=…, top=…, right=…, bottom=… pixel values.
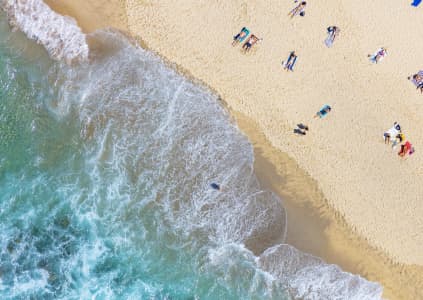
left=412, top=0, right=421, bottom=7
left=236, top=27, right=250, bottom=42
left=282, top=52, right=297, bottom=71
left=240, top=28, right=250, bottom=42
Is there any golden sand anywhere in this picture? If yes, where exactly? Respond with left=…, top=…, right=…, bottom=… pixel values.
left=44, top=1, right=423, bottom=299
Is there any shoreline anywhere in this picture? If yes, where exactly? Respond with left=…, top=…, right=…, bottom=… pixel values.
left=42, top=1, right=422, bottom=299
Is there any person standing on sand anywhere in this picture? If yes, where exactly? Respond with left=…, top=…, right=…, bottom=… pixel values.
left=398, top=141, right=413, bottom=157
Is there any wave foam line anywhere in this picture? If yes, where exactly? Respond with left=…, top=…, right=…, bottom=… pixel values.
left=1, top=0, right=88, bottom=63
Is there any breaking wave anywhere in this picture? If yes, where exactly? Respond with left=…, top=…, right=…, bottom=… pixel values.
left=1, top=0, right=88, bottom=63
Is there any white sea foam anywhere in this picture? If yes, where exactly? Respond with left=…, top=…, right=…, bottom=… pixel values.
left=258, top=244, right=383, bottom=300
left=1, top=0, right=88, bottom=63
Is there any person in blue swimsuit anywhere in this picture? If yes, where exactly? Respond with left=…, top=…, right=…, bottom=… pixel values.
left=314, top=105, right=332, bottom=118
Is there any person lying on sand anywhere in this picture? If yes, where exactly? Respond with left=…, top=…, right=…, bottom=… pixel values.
left=408, top=72, right=423, bottom=93
left=242, top=34, right=261, bottom=52
left=325, top=26, right=340, bottom=47
left=314, top=105, right=331, bottom=118
left=327, top=26, right=339, bottom=40
left=232, top=27, right=249, bottom=46
left=294, top=123, right=309, bottom=135
left=282, top=51, right=298, bottom=71
left=368, top=47, right=387, bottom=64
left=288, top=1, right=306, bottom=18
left=409, top=73, right=423, bottom=84
left=398, top=141, right=414, bottom=157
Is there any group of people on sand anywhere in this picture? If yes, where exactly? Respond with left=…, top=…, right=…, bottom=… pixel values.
left=229, top=2, right=416, bottom=160
left=383, top=122, right=415, bottom=158
left=232, top=27, right=261, bottom=52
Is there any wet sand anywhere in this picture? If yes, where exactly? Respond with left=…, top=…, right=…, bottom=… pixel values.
left=43, top=1, right=423, bottom=299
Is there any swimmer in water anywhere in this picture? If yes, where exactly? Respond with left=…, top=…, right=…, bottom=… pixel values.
left=210, top=183, right=221, bottom=191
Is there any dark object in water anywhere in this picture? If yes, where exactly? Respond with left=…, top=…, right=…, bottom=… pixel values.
left=210, top=183, right=220, bottom=190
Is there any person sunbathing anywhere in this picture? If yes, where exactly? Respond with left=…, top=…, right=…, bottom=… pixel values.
left=375, top=48, right=387, bottom=63
left=314, top=105, right=331, bottom=118
left=232, top=27, right=249, bottom=46
left=327, top=26, right=339, bottom=41
left=368, top=47, right=387, bottom=63
left=410, top=73, right=423, bottom=83
left=242, top=34, right=260, bottom=52
left=283, top=51, right=298, bottom=71
left=407, top=73, right=423, bottom=93
left=288, top=1, right=307, bottom=18
left=398, top=141, right=412, bottom=157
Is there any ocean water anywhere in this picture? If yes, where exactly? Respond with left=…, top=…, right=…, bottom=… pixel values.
left=0, top=3, right=383, bottom=300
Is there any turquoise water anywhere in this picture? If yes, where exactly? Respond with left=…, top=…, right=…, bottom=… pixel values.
left=0, top=9, right=382, bottom=300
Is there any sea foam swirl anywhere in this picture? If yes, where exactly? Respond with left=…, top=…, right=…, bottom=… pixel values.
left=1, top=0, right=88, bottom=63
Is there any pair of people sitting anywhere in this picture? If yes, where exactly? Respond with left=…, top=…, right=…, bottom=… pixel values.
left=232, top=27, right=261, bottom=52
left=398, top=141, right=415, bottom=157
left=288, top=1, right=307, bottom=18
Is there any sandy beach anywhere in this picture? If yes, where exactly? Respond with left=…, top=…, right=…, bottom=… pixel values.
left=43, top=0, right=423, bottom=299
